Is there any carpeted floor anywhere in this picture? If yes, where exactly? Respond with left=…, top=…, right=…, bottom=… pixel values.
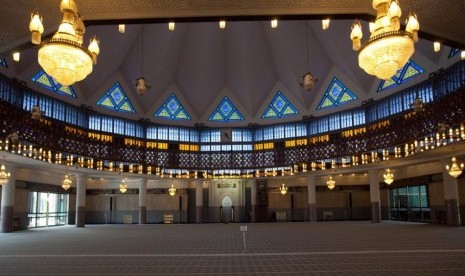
left=1, top=221, right=465, bottom=275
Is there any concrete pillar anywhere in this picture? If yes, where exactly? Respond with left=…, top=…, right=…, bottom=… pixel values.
left=1, top=165, right=15, bottom=233
left=139, top=179, right=147, bottom=224
left=196, top=180, right=203, bottom=223
left=307, top=176, right=317, bottom=222
left=75, top=173, right=87, bottom=227
left=369, top=169, right=381, bottom=223
left=442, top=159, right=461, bottom=226
left=250, top=179, right=257, bottom=223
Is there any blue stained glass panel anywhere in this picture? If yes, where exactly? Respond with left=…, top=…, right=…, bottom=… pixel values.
left=262, top=91, right=298, bottom=119
left=317, top=78, right=357, bottom=110
left=209, top=96, right=244, bottom=122
left=31, top=69, right=76, bottom=98
left=449, top=48, right=461, bottom=58
left=0, top=58, right=7, bottom=68
left=97, top=82, right=136, bottom=113
left=154, top=94, right=191, bottom=120
left=377, top=60, right=424, bottom=92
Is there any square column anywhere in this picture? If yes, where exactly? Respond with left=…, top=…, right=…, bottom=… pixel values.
left=307, top=176, right=317, bottom=222
left=369, top=170, right=381, bottom=223
left=75, top=173, right=87, bottom=227
left=139, top=179, right=147, bottom=224
left=1, top=165, right=15, bottom=233
left=250, top=179, right=257, bottom=223
left=196, top=180, right=204, bottom=223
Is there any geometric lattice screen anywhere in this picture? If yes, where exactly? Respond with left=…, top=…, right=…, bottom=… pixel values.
left=317, top=77, right=358, bottom=110
left=377, top=60, right=424, bottom=92
left=208, top=96, right=244, bottom=122
left=97, top=82, right=136, bottom=113
left=261, top=91, right=298, bottom=119
left=154, top=94, right=191, bottom=120
left=32, top=69, right=76, bottom=98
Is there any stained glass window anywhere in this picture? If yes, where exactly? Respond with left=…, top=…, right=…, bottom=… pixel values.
left=449, top=48, right=461, bottom=58
left=31, top=70, right=76, bottom=98
left=317, top=77, right=357, bottom=110
left=0, top=58, right=7, bottom=68
left=208, top=96, right=244, bottom=122
left=261, top=91, right=298, bottom=119
left=97, top=82, right=136, bottom=113
left=154, top=94, right=191, bottom=120
left=377, top=60, right=424, bottom=92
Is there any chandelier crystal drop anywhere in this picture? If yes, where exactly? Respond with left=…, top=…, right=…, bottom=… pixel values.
left=279, top=183, right=288, bottom=195
left=29, top=0, right=100, bottom=86
left=327, top=176, right=336, bottom=190
left=350, top=0, right=419, bottom=80
left=383, top=168, right=394, bottom=185
left=0, top=164, right=10, bottom=185
left=169, top=184, right=176, bottom=196
left=446, top=157, right=464, bottom=178
left=62, top=174, right=72, bottom=190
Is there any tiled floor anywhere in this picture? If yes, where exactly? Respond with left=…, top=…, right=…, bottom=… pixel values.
left=1, top=221, right=465, bottom=275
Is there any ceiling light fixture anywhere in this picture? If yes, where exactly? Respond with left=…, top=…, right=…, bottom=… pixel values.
left=169, top=21, right=175, bottom=31
left=279, top=183, right=288, bottom=195
left=433, top=42, right=441, bottom=52
left=169, top=184, right=176, bottom=196
left=0, top=164, right=10, bottom=185
left=322, top=19, right=330, bottom=30
left=446, top=157, right=464, bottom=178
left=118, top=24, right=125, bottom=33
left=412, top=97, right=424, bottom=113
left=383, top=168, right=394, bottom=185
left=350, top=0, right=419, bottom=80
left=461, top=51, right=465, bottom=60
left=31, top=105, right=43, bottom=120
left=62, top=174, right=72, bottom=190
left=271, top=19, right=278, bottom=29
left=135, top=26, right=151, bottom=95
left=302, top=22, right=317, bottom=91
left=327, top=176, right=335, bottom=190
left=219, top=20, right=226, bottom=29
left=12, top=52, right=20, bottom=62
left=29, top=0, right=100, bottom=86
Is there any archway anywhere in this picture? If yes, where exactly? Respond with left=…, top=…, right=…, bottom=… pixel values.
left=221, top=196, right=233, bottom=223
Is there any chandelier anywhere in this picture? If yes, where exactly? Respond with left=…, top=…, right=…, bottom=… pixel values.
left=350, top=0, right=420, bottom=80
left=327, top=176, right=335, bottom=190
left=169, top=184, right=176, bottom=196
left=0, top=165, right=10, bottom=185
left=62, top=174, right=72, bottom=190
left=279, top=183, right=288, bottom=195
left=446, top=157, right=464, bottom=178
left=383, top=168, right=394, bottom=185
left=119, top=179, right=127, bottom=193
left=29, top=0, right=100, bottom=86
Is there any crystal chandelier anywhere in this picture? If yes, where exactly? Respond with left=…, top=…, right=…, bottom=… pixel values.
left=446, top=157, right=464, bottom=178
left=62, top=174, right=72, bottom=190
left=383, top=168, right=394, bottom=185
left=169, top=184, right=176, bottom=196
left=0, top=165, right=10, bottom=185
left=279, top=183, right=288, bottom=195
left=327, top=176, right=336, bottom=190
left=29, top=0, right=100, bottom=86
left=350, top=0, right=420, bottom=80
left=119, top=179, right=127, bottom=193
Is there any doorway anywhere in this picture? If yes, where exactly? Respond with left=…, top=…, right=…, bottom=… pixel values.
left=220, top=196, right=233, bottom=223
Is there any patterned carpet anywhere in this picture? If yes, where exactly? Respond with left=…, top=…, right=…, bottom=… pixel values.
left=1, top=221, right=465, bottom=275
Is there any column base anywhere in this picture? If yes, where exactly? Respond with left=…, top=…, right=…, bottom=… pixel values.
left=1, top=206, right=14, bottom=233
left=76, top=206, right=85, bottom=227
left=371, top=202, right=381, bottom=223
left=139, top=206, right=147, bottom=224
left=445, top=199, right=461, bottom=226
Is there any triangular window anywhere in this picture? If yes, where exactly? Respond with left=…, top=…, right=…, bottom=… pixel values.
left=154, top=94, right=191, bottom=120
left=317, top=78, right=357, bottom=110
left=377, top=60, right=424, bottom=92
left=97, top=82, right=136, bottom=113
left=32, top=69, right=76, bottom=98
left=262, top=91, right=298, bottom=118
left=208, top=96, right=244, bottom=122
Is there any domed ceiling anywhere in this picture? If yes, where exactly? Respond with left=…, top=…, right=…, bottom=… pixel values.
left=1, top=0, right=464, bottom=127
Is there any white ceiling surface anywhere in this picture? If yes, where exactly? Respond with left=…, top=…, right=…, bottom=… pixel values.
left=0, top=1, right=464, bottom=127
